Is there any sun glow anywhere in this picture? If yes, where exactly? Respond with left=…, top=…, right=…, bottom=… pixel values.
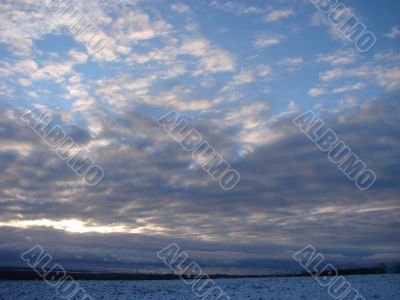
left=0, top=219, right=165, bottom=234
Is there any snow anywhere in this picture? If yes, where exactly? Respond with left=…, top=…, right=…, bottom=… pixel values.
left=1, top=274, right=399, bottom=299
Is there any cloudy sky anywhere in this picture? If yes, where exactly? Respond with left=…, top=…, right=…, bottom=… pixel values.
left=0, top=0, right=399, bottom=274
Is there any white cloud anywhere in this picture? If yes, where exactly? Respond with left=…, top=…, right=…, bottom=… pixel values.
left=196, top=48, right=235, bottom=74
left=257, top=65, right=272, bottom=77
left=223, top=101, right=298, bottom=154
left=140, top=87, right=222, bottom=111
left=180, top=38, right=210, bottom=56
left=374, top=50, right=400, bottom=63
left=0, top=82, right=15, bottom=97
left=29, top=52, right=94, bottom=83
left=310, top=9, right=356, bottom=43
left=375, top=67, right=400, bottom=91
left=224, top=102, right=270, bottom=130
left=309, top=82, right=365, bottom=97
left=210, top=1, right=264, bottom=15
left=320, top=68, right=345, bottom=81
left=126, top=45, right=178, bottom=65
left=32, top=63, right=73, bottom=83
left=279, top=57, right=304, bottom=65
left=0, top=2, right=49, bottom=56
left=338, top=96, right=357, bottom=109
left=18, top=78, right=32, bottom=87
left=320, top=65, right=370, bottom=82
left=159, top=63, right=188, bottom=79
left=64, top=74, right=90, bottom=100
left=332, top=82, right=366, bottom=94
left=180, top=37, right=235, bottom=75
left=318, top=64, right=400, bottom=92
left=69, top=50, right=89, bottom=65
left=221, top=65, right=271, bottom=91
left=279, top=57, right=304, bottom=73
left=385, top=26, right=400, bottom=39
left=231, top=70, right=255, bottom=85
left=317, top=49, right=358, bottom=65
left=308, top=88, right=326, bottom=97
left=129, top=36, right=235, bottom=76
left=264, top=8, right=294, bottom=23
left=0, top=22, right=33, bottom=56
left=171, top=3, right=192, bottom=14
left=0, top=0, right=125, bottom=62
left=95, top=73, right=157, bottom=107
left=113, top=10, right=172, bottom=42
left=14, top=60, right=39, bottom=74
left=254, top=35, right=284, bottom=48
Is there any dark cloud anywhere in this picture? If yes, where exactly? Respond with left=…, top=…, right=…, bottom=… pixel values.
left=0, top=95, right=399, bottom=274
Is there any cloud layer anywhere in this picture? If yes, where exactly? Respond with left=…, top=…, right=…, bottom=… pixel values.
left=0, top=0, right=399, bottom=274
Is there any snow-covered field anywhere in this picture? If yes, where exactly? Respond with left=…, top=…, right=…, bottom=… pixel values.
left=1, top=274, right=399, bottom=299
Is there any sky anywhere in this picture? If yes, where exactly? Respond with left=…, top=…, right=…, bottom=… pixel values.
left=0, top=0, right=399, bottom=274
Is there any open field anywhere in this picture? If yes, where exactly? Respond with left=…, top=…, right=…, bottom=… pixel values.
left=1, top=274, right=399, bottom=299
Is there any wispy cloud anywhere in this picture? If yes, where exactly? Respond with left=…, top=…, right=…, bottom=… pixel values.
left=385, top=25, right=400, bottom=39
left=254, top=34, right=284, bottom=48
left=264, top=8, right=294, bottom=23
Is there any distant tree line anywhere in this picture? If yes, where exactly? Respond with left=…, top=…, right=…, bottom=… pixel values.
left=0, top=263, right=398, bottom=281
